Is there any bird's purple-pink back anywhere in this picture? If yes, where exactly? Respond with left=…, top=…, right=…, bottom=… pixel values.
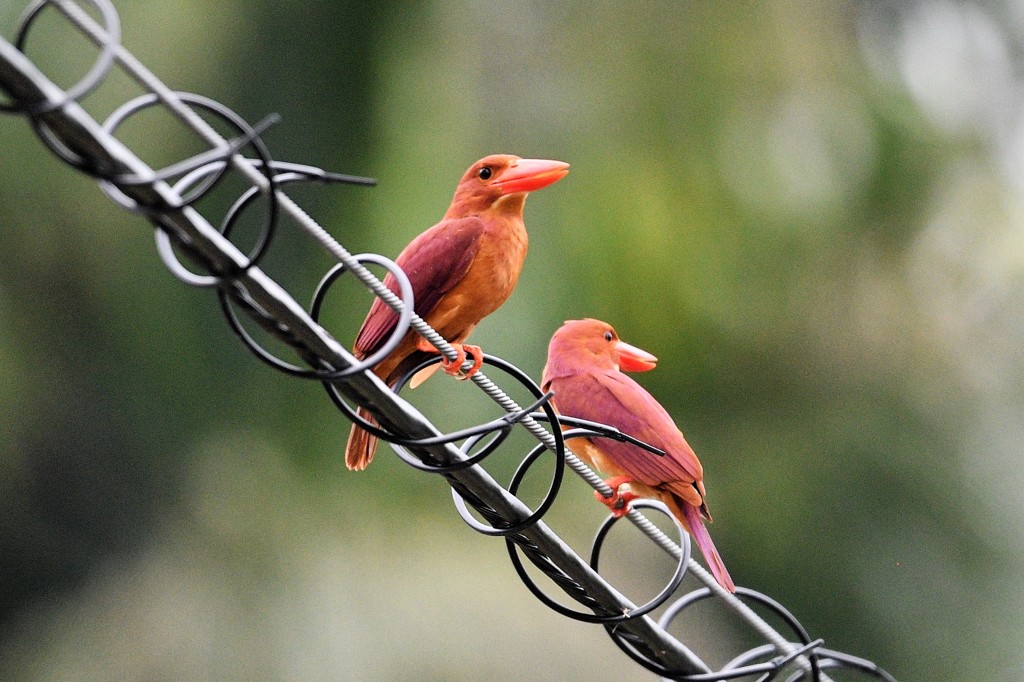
left=547, top=369, right=703, bottom=488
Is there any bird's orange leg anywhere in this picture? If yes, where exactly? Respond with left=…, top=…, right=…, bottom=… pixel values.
left=415, top=338, right=484, bottom=380
left=595, top=475, right=638, bottom=517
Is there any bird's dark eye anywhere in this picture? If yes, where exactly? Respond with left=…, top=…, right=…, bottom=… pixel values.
left=478, top=166, right=492, bottom=180
left=603, top=331, right=614, bottom=342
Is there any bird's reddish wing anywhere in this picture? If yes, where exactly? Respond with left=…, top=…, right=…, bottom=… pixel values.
left=354, top=217, right=485, bottom=356
left=553, top=371, right=703, bottom=486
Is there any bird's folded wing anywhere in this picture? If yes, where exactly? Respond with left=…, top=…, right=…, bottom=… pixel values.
left=560, top=371, right=705, bottom=487
left=354, top=217, right=485, bottom=356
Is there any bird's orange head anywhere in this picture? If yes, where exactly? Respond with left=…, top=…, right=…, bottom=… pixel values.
left=445, top=154, right=569, bottom=218
left=544, top=318, right=658, bottom=382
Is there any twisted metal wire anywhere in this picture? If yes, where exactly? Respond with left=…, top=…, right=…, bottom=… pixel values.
left=0, top=3, right=898, bottom=680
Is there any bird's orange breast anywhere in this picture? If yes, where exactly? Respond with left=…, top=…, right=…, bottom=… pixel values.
left=424, top=217, right=528, bottom=342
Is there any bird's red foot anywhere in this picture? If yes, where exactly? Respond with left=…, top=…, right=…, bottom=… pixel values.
left=448, top=343, right=483, bottom=380
left=415, top=339, right=484, bottom=380
left=595, top=475, right=637, bottom=517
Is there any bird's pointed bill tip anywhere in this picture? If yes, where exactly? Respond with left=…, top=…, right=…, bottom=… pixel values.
left=615, top=340, right=658, bottom=372
left=494, top=158, right=569, bottom=194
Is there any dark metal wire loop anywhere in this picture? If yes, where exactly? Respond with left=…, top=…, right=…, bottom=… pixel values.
left=601, top=588, right=821, bottom=682
left=654, top=587, right=821, bottom=681
left=246, top=160, right=376, bottom=187
left=217, top=252, right=412, bottom=381
left=11, top=1, right=130, bottom=175
left=323, top=353, right=524, bottom=457
left=592, top=500, right=690, bottom=616
left=99, top=92, right=278, bottom=214
left=339, top=351, right=564, bottom=473
left=0, top=0, right=120, bottom=115
left=323, top=385, right=420, bottom=446
left=721, top=640, right=825, bottom=682
left=505, top=499, right=689, bottom=625
left=528, top=412, right=667, bottom=457
left=150, top=215, right=218, bottom=287
left=309, top=257, right=414, bottom=381
left=383, top=387, right=554, bottom=474
left=219, top=170, right=311, bottom=270
left=158, top=161, right=373, bottom=288
left=719, top=645, right=810, bottom=682
left=569, top=423, right=663, bottom=457
left=156, top=160, right=269, bottom=288
left=393, top=353, right=562, bottom=466
left=451, top=433, right=563, bottom=536
left=607, top=636, right=821, bottom=682
left=110, top=116, right=279, bottom=189
left=333, top=349, right=568, bottom=534
left=789, top=648, right=898, bottom=681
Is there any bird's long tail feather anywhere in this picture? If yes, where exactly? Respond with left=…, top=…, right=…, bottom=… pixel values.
left=679, top=499, right=736, bottom=593
left=345, top=407, right=379, bottom=471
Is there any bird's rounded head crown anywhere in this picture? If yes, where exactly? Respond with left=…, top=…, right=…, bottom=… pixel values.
left=544, top=318, right=658, bottom=380
left=446, top=154, right=569, bottom=218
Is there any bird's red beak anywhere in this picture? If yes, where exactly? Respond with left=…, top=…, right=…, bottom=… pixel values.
left=493, top=158, right=570, bottom=195
left=615, top=340, right=658, bottom=372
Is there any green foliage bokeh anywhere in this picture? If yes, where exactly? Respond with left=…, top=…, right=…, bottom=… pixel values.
left=3, top=2, right=1023, bottom=679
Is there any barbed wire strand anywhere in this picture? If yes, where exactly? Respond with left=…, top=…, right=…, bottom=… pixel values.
left=0, top=3, right=899, bottom=679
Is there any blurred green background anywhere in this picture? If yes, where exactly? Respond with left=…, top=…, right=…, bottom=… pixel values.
left=3, top=1, right=1023, bottom=679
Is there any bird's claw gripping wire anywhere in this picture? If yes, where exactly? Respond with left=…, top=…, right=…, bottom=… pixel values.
left=445, top=343, right=483, bottom=379
left=596, top=475, right=638, bottom=517
left=416, top=338, right=484, bottom=380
